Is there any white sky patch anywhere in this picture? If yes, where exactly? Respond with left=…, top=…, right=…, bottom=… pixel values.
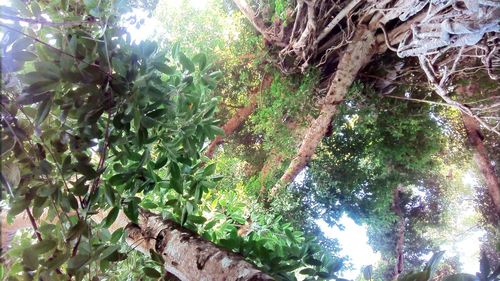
left=317, top=215, right=380, bottom=279
left=124, top=9, right=164, bottom=43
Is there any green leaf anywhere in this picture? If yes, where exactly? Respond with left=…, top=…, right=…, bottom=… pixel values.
left=71, top=178, right=88, bottom=196
left=170, top=162, right=181, bottom=180
left=143, top=267, right=161, bottom=278
left=188, top=215, right=207, bottom=224
left=32, top=239, right=57, bottom=254
left=299, top=268, right=316, bottom=275
left=363, top=265, right=373, bottom=280
left=442, top=274, right=476, bottom=281
left=141, top=200, right=158, bottom=209
left=11, top=50, right=37, bottom=61
left=180, top=205, right=188, bottom=226
left=109, top=173, right=129, bottom=186
left=150, top=249, right=165, bottom=265
left=304, top=257, right=322, bottom=266
left=192, top=53, right=207, bottom=70
left=203, top=163, right=216, bottom=176
left=35, top=98, right=52, bottom=126
left=66, top=220, right=87, bottom=241
left=103, top=184, right=116, bottom=206
left=8, top=197, right=30, bottom=216
left=44, top=249, right=70, bottom=271
left=153, top=62, right=175, bottom=75
left=154, top=155, right=169, bottom=169
left=67, top=254, right=91, bottom=273
left=178, top=52, right=195, bottom=73
left=210, top=125, right=225, bottom=136
left=171, top=42, right=180, bottom=58
left=480, top=252, right=490, bottom=277
left=100, top=245, right=120, bottom=261
left=23, top=249, right=39, bottom=270
left=2, top=162, right=21, bottom=189
left=76, top=162, right=98, bottom=179
left=105, top=207, right=120, bottom=228
left=124, top=200, right=139, bottom=223
left=110, top=228, right=124, bottom=244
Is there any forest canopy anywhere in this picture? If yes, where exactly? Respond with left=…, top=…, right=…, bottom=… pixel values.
left=0, top=0, right=499, bottom=280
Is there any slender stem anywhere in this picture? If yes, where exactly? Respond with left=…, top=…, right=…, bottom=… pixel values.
left=0, top=14, right=96, bottom=27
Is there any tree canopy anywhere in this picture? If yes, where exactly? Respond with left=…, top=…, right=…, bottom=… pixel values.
left=0, top=0, right=499, bottom=280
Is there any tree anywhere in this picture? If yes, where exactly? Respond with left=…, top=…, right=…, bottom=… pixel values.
left=233, top=0, right=500, bottom=191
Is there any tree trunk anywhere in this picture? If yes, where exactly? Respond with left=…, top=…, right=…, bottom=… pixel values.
left=462, top=113, right=500, bottom=213
left=205, top=75, right=273, bottom=159
left=271, top=25, right=376, bottom=195
left=1, top=209, right=274, bottom=280
left=391, top=186, right=405, bottom=280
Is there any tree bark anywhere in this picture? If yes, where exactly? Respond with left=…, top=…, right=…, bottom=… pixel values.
left=462, top=113, right=500, bottom=213
left=391, top=186, right=405, bottom=280
left=1, top=209, right=274, bottom=280
left=128, top=209, right=274, bottom=281
left=271, top=25, right=376, bottom=195
left=205, top=75, right=273, bottom=159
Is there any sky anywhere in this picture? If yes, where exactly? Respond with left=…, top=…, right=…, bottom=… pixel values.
left=317, top=215, right=380, bottom=279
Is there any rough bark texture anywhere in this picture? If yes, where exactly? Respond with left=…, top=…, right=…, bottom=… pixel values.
left=205, top=75, right=273, bottom=159
left=462, top=113, right=500, bottom=213
left=232, top=0, right=277, bottom=45
left=1, top=209, right=274, bottom=280
left=130, top=209, right=274, bottom=281
left=391, top=186, right=405, bottom=280
left=271, top=26, right=376, bottom=194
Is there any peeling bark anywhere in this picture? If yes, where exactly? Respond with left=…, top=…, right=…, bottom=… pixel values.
left=271, top=26, right=376, bottom=194
left=462, top=113, right=500, bottom=213
left=205, top=75, right=273, bottom=159
left=129, top=209, right=274, bottom=281
left=391, top=186, right=405, bottom=280
left=1, top=209, right=274, bottom=280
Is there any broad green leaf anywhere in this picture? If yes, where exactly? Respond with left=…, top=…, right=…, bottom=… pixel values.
left=100, top=245, right=120, bottom=261
left=203, top=163, right=216, bottom=176
left=141, top=200, right=158, bottom=209
left=109, top=173, right=130, bottom=186
left=150, top=249, right=165, bottom=265
left=143, top=267, right=161, bottom=278
left=299, top=268, right=316, bottom=275
left=11, top=50, right=37, bottom=62
left=67, top=254, right=91, bottom=272
left=2, top=162, right=21, bottom=189
left=105, top=207, right=120, bottom=228
left=124, top=200, right=139, bottom=223
left=23, top=249, right=39, bottom=270
left=192, top=53, right=207, bottom=70
left=35, top=98, right=52, bottom=126
left=442, top=274, right=476, bottom=281
left=178, top=52, right=195, bottom=73
left=188, top=215, right=206, bottom=224
left=110, top=228, right=124, bottom=244
left=104, top=184, right=116, bottom=206
left=32, top=239, right=57, bottom=254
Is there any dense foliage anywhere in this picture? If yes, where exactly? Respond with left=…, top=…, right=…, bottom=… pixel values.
left=1, top=0, right=499, bottom=280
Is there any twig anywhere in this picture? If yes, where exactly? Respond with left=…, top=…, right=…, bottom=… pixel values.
left=383, top=95, right=456, bottom=108
left=0, top=14, right=96, bottom=27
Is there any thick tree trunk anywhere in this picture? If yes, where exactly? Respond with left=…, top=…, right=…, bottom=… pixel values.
left=1, top=209, right=274, bottom=280
left=391, top=186, right=405, bottom=280
left=205, top=75, right=273, bottom=159
left=462, top=113, right=500, bottom=213
left=271, top=26, right=376, bottom=195
left=128, top=209, right=274, bottom=281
